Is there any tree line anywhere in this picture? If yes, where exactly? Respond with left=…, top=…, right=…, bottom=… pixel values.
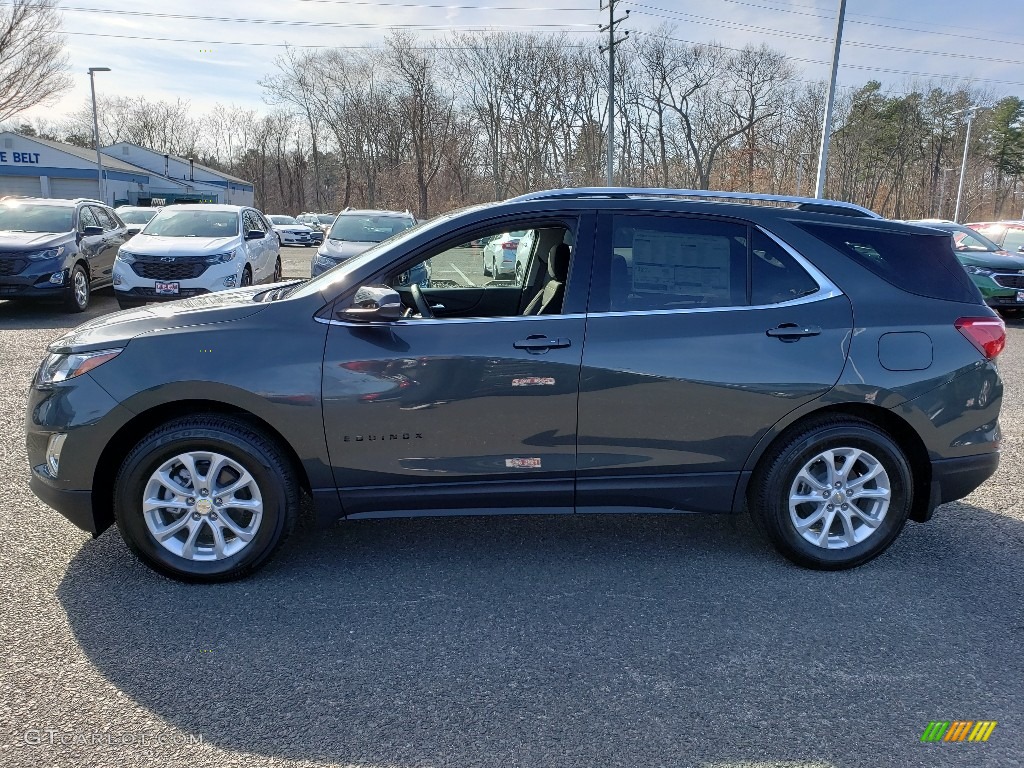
left=9, top=27, right=1024, bottom=221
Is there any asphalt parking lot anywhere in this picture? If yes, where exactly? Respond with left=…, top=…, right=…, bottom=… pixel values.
left=0, top=270, right=1021, bottom=767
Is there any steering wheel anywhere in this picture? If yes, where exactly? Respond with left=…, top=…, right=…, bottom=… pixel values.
left=410, top=283, right=434, bottom=319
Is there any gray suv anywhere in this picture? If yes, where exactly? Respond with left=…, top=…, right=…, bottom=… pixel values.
left=25, top=188, right=1004, bottom=582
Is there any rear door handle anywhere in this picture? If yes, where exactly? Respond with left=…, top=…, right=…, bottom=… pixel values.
left=766, top=323, right=822, bottom=340
left=513, top=335, right=571, bottom=351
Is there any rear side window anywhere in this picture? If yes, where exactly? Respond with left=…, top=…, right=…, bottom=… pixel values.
left=796, top=222, right=980, bottom=303
left=751, top=230, right=819, bottom=305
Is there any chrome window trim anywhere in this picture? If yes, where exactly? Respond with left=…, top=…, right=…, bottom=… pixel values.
left=315, top=313, right=588, bottom=327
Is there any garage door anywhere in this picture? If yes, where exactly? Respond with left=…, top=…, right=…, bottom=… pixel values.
left=0, top=175, right=42, bottom=196
left=50, top=178, right=99, bottom=199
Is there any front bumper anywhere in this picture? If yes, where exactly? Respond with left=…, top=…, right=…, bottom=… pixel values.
left=0, top=260, right=71, bottom=301
left=26, top=372, right=135, bottom=537
left=114, top=258, right=239, bottom=303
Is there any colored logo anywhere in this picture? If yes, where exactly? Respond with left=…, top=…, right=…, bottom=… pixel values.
left=920, top=721, right=997, bottom=742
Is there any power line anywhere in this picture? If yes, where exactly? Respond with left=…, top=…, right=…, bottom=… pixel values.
left=295, top=0, right=594, bottom=9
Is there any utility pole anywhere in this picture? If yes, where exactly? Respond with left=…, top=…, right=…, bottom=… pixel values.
left=814, top=0, right=846, bottom=198
left=88, top=67, right=111, bottom=204
left=600, top=1, right=629, bottom=186
left=954, top=106, right=979, bottom=223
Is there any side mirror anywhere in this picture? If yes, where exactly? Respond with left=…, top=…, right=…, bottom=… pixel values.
left=81, top=225, right=104, bottom=237
left=245, top=229, right=266, bottom=240
left=340, top=285, right=404, bottom=322
left=1017, top=245, right=1024, bottom=253
left=125, top=226, right=142, bottom=238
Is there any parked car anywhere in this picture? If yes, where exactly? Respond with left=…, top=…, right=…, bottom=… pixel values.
left=266, top=215, right=321, bottom=247
left=26, top=188, right=1004, bottom=582
left=113, top=204, right=282, bottom=309
left=965, top=220, right=1024, bottom=254
left=482, top=230, right=527, bottom=279
left=114, top=206, right=162, bottom=237
left=311, top=209, right=418, bottom=278
left=297, top=213, right=336, bottom=233
left=907, top=219, right=1024, bottom=314
left=0, top=196, right=128, bottom=311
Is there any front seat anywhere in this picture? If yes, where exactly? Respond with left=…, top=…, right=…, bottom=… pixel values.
left=523, top=243, right=570, bottom=315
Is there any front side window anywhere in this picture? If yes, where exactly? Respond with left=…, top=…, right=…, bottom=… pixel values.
left=382, top=222, right=575, bottom=317
left=78, top=206, right=98, bottom=231
left=90, top=206, right=115, bottom=230
left=144, top=210, right=240, bottom=238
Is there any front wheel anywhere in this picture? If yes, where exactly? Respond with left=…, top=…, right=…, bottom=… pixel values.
left=241, top=266, right=253, bottom=287
left=114, top=416, right=299, bottom=582
left=273, top=257, right=282, bottom=282
left=749, top=417, right=913, bottom=570
left=64, top=264, right=90, bottom=312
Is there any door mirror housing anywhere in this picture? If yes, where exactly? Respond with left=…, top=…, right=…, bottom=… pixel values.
left=245, top=229, right=266, bottom=240
left=340, top=285, right=404, bottom=322
left=124, top=226, right=142, bottom=238
left=81, top=225, right=104, bottom=237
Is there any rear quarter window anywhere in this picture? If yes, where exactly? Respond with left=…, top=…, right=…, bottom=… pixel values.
left=795, top=222, right=981, bottom=304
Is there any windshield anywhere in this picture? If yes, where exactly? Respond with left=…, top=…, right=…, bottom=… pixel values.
left=143, top=210, right=239, bottom=238
left=329, top=214, right=415, bottom=243
left=0, top=202, right=74, bottom=233
left=117, top=209, right=159, bottom=225
left=317, top=214, right=335, bottom=224
left=269, top=215, right=297, bottom=225
left=948, top=227, right=1001, bottom=252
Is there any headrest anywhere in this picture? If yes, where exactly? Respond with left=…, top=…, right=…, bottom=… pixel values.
left=547, top=243, right=570, bottom=281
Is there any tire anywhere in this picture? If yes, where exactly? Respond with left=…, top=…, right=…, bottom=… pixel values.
left=64, top=264, right=90, bottom=312
left=748, top=416, right=913, bottom=570
left=273, top=257, right=282, bottom=283
left=241, top=266, right=253, bottom=287
left=482, top=253, right=491, bottom=277
left=114, top=415, right=299, bottom=583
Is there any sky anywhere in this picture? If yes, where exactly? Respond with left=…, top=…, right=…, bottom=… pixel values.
left=22, top=0, right=1024, bottom=123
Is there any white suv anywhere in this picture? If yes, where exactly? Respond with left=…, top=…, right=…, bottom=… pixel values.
left=113, top=205, right=281, bottom=309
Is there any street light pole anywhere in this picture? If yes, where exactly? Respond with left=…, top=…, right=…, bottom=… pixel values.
left=954, top=106, right=979, bottom=223
left=88, top=67, right=111, bottom=204
left=814, top=0, right=847, bottom=198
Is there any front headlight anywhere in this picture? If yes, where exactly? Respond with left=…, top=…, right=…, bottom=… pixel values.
left=25, top=245, right=66, bottom=261
left=36, top=348, right=123, bottom=385
left=118, top=250, right=137, bottom=264
left=205, top=249, right=238, bottom=264
left=315, top=252, right=336, bottom=265
left=965, top=265, right=995, bottom=276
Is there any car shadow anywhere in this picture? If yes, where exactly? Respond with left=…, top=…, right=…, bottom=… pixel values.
left=0, top=288, right=120, bottom=331
left=56, top=502, right=1023, bottom=766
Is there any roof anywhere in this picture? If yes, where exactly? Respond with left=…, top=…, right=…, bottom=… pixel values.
left=4, top=133, right=151, bottom=175
left=103, top=142, right=252, bottom=185
left=159, top=204, right=246, bottom=212
left=338, top=209, right=415, bottom=218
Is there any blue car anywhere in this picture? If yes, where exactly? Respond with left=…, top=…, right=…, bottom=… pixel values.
left=0, top=197, right=128, bottom=312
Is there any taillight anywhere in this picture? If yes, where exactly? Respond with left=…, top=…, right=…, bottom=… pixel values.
left=956, top=316, right=1006, bottom=359
left=501, top=240, right=518, bottom=250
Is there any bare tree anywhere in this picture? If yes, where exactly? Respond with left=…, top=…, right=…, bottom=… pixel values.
left=0, top=0, right=70, bottom=123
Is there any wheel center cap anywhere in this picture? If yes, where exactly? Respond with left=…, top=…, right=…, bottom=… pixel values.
left=831, top=492, right=845, bottom=505
left=195, top=498, right=213, bottom=515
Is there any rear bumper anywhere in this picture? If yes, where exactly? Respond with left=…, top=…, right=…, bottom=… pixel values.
left=918, top=452, right=1000, bottom=522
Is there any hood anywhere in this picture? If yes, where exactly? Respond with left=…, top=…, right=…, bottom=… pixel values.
left=0, top=231, right=70, bottom=252
left=48, top=286, right=271, bottom=354
left=319, top=238, right=374, bottom=260
left=122, top=234, right=239, bottom=257
left=956, top=249, right=1024, bottom=270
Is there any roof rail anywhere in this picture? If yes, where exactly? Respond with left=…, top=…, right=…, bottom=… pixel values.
left=507, top=187, right=881, bottom=219
left=72, top=198, right=106, bottom=205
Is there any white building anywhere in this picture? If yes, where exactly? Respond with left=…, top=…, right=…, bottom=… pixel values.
left=103, top=143, right=254, bottom=206
left=0, top=132, right=255, bottom=208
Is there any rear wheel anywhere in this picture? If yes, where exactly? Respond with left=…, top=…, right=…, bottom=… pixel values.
left=64, top=264, right=90, bottom=312
left=749, top=417, right=913, bottom=570
left=482, top=252, right=491, bottom=277
left=114, top=416, right=298, bottom=582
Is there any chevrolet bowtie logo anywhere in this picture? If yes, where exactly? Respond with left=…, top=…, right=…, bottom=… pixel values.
left=160, top=257, right=176, bottom=262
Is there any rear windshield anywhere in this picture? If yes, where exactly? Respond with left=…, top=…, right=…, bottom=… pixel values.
left=796, top=222, right=980, bottom=304
left=117, top=209, right=158, bottom=225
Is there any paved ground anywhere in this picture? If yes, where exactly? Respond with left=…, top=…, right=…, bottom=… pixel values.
left=0, top=281, right=1021, bottom=768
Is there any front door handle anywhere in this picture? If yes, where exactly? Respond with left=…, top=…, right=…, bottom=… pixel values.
left=766, top=323, right=822, bottom=340
left=513, top=335, right=571, bottom=351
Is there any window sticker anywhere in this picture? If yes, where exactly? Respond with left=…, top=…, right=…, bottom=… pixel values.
left=632, top=231, right=731, bottom=302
